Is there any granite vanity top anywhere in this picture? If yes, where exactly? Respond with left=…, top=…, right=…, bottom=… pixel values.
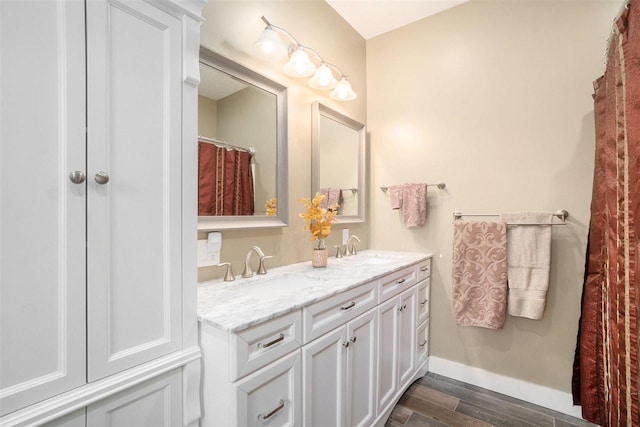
left=197, top=250, right=431, bottom=333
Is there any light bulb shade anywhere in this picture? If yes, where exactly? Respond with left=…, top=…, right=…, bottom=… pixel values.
left=252, top=26, right=288, bottom=60
left=330, top=77, right=357, bottom=101
left=283, top=48, right=316, bottom=77
left=309, top=63, right=338, bottom=90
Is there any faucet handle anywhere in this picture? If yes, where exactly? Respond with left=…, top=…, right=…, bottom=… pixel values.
left=257, top=255, right=273, bottom=275
left=334, top=245, right=343, bottom=258
left=217, top=262, right=235, bottom=282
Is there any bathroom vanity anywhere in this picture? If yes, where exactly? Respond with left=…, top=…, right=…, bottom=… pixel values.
left=198, top=250, right=431, bottom=427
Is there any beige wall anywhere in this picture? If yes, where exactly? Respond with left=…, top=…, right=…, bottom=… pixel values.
left=198, top=0, right=367, bottom=281
left=367, top=0, right=620, bottom=392
left=198, top=95, right=218, bottom=138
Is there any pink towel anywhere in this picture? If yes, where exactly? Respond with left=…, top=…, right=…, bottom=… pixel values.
left=319, top=188, right=341, bottom=211
left=452, top=220, right=508, bottom=329
left=389, top=184, right=427, bottom=227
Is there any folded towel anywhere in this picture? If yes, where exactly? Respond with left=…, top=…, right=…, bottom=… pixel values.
left=402, top=183, right=427, bottom=228
left=452, top=220, right=508, bottom=329
left=319, top=188, right=342, bottom=211
left=500, top=212, right=553, bottom=319
left=389, top=185, right=403, bottom=209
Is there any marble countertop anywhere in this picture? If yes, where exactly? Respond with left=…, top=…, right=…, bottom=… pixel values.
left=197, top=250, right=432, bottom=333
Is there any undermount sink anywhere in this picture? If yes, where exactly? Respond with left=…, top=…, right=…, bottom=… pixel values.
left=234, top=273, right=325, bottom=297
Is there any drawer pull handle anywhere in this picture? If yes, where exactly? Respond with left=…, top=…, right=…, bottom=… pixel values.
left=258, top=333, right=284, bottom=349
left=419, top=340, right=427, bottom=347
left=399, top=303, right=407, bottom=312
left=340, top=301, right=356, bottom=311
left=396, top=279, right=406, bottom=286
left=420, top=299, right=428, bottom=305
left=258, top=399, right=285, bottom=420
left=420, top=266, right=429, bottom=272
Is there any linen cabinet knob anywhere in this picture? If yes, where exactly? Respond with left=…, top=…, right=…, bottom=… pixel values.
left=68, top=170, right=86, bottom=184
left=95, top=171, right=110, bottom=184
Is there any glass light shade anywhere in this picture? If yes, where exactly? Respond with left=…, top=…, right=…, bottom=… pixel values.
left=330, top=77, right=357, bottom=101
left=252, top=26, right=288, bottom=60
left=283, top=48, right=316, bottom=77
left=309, top=63, right=338, bottom=90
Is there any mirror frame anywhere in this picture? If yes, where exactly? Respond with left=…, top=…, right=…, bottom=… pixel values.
left=312, top=102, right=366, bottom=224
left=197, top=47, right=288, bottom=230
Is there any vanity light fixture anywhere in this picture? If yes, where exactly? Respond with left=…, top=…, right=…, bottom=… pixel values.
left=254, top=16, right=357, bottom=101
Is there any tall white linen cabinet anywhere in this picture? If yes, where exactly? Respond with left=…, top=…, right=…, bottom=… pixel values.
left=0, top=0, right=205, bottom=425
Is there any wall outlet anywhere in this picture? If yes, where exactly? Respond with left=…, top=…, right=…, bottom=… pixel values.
left=342, top=229, right=349, bottom=245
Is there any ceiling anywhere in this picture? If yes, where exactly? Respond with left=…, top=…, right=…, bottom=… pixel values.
left=325, top=0, right=468, bottom=39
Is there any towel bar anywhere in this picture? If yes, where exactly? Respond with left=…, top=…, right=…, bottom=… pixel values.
left=380, top=182, right=446, bottom=193
left=452, top=209, right=569, bottom=225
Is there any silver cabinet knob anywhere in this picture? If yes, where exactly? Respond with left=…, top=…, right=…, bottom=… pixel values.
left=95, top=171, right=110, bottom=185
left=69, top=171, right=86, bottom=184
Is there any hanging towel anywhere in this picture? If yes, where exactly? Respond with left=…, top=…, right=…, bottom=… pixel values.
left=500, top=212, right=553, bottom=319
left=319, top=188, right=342, bottom=211
left=452, top=220, right=508, bottom=329
left=402, top=183, right=427, bottom=227
left=389, top=185, right=403, bottom=209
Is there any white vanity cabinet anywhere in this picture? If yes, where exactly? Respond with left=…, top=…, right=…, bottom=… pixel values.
left=0, top=0, right=204, bottom=425
left=302, top=307, right=378, bottom=427
left=198, top=252, right=432, bottom=427
left=199, top=311, right=304, bottom=427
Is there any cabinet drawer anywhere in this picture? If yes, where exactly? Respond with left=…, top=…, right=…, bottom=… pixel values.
left=417, top=277, right=430, bottom=325
left=303, top=281, right=377, bottom=343
left=416, top=258, right=431, bottom=282
left=416, top=319, right=429, bottom=367
left=379, top=266, right=417, bottom=302
left=232, top=350, right=301, bottom=427
left=230, top=310, right=302, bottom=382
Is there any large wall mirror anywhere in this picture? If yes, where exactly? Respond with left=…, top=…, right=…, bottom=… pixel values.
left=312, top=102, right=365, bottom=223
left=198, top=47, right=288, bottom=230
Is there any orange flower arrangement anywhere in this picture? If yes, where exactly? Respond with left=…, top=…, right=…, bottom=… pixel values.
left=265, top=198, right=277, bottom=216
left=299, top=192, right=338, bottom=248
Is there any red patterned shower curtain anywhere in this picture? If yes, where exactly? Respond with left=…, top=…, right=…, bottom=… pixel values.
left=572, top=2, right=639, bottom=426
left=198, top=141, right=255, bottom=216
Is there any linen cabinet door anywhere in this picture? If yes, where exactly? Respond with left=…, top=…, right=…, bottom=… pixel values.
left=86, top=0, right=183, bottom=380
left=87, top=369, right=182, bottom=427
left=398, top=287, right=417, bottom=389
left=345, top=310, right=377, bottom=427
left=233, top=351, right=302, bottom=427
left=302, top=327, right=347, bottom=427
left=0, top=0, right=86, bottom=416
left=377, top=297, right=399, bottom=413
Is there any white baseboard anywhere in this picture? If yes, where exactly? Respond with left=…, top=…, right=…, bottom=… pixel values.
left=428, top=356, right=583, bottom=418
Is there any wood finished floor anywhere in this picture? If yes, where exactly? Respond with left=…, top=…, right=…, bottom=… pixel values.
left=385, top=373, right=598, bottom=427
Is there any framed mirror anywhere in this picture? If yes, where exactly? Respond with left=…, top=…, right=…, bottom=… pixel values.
left=197, top=47, right=288, bottom=230
left=312, top=102, right=365, bottom=223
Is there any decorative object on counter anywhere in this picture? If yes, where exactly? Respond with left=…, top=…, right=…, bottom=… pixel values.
left=253, top=16, right=357, bottom=101
left=299, top=192, right=338, bottom=268
left=265, top=198, right=277, bottom=216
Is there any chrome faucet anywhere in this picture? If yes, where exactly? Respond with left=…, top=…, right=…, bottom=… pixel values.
left=346, top=235, right=360, bottom=255
left=242, top=246, right=272, bottom=278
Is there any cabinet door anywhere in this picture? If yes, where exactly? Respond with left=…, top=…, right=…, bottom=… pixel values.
left=377, top=297, right=399, bottom=412
left=0, top=0, right=86, bottom=416
left=86, top=0, right=183, bottom=380
left=398, top=287, right=417, bottom=388
left=302, top=327, right=347, bottom=427
left=416, top=319, right=429, bottom=367
left=87, top=369, right=182, bottom=427
left=346, top=310, right=377, bottom=427
left=234, top=351, right=302, bottom=427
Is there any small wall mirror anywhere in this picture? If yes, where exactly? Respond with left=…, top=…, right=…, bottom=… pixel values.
left=312, top=102, right=365, bottom=223
left=198, top=47, right=288, bottom=230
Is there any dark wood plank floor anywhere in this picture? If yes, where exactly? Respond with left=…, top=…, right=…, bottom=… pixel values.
left=385, top=373, right=598, bottom=427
